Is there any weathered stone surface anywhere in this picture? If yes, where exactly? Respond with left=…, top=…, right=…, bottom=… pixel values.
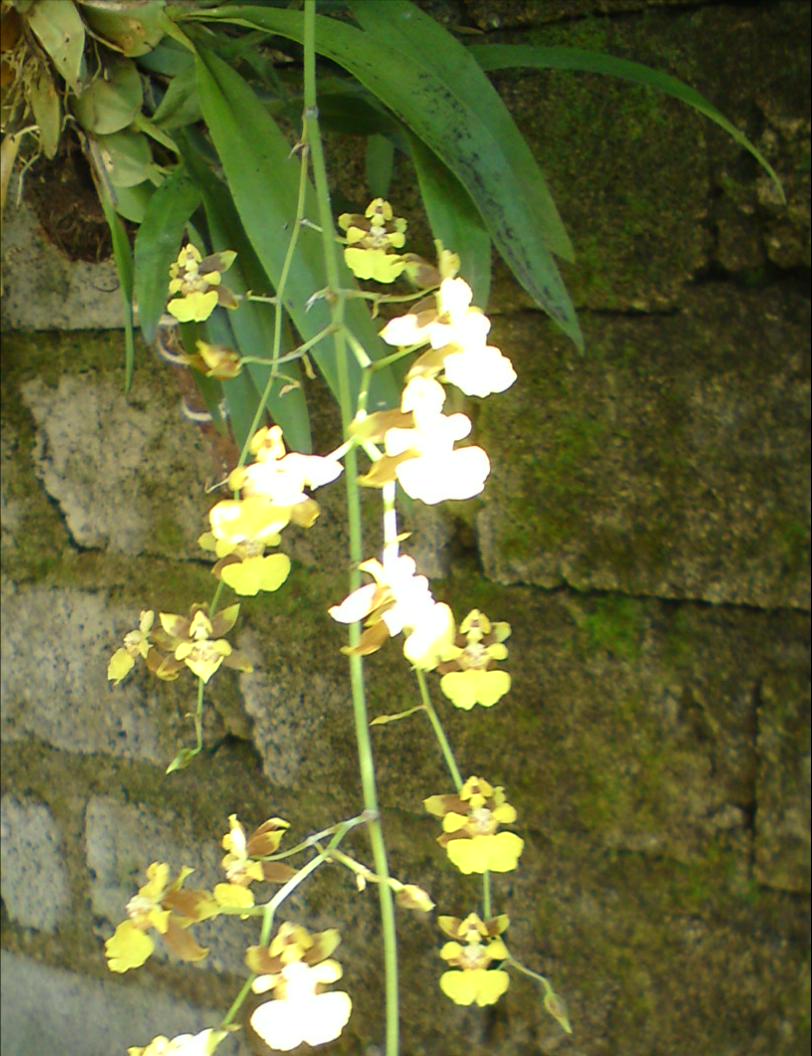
left=21, top=369, right=213, bottom=559
left=502, top=846, right=810, bottom=1056
left=0, top=950, right=250, bottom=1056
left=0, top=195, right=125, bottom=332
left=755, top=669, right=812, bottom=893
left=1, top=585, right=165, bottom=763
left=477, top=284, right=810, bottom=608
left=237, top=613, right=356, bottom=792
left=85, top=796, right=256, bottom=977
left=362, top=580, right=808, bottom=871
left=0, top=796, right=70, bottom=933
left=461, top=0, right=717, bottom=29
left=234, top=566, right=809, bottom=885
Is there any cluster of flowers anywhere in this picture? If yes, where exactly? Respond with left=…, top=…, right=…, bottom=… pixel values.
left=424, top=776, right=524, bottom=1007
left=200, top=423, right=343, bottom=596
left=108, top=604, right=252, bottom=685
left=109, top=203, right=549, bottom=1048
left=347, top=248, right=516, bottom=507
left=113, top=815, right=437, bottom=1052
left=105, top=816, right=294, bottom=975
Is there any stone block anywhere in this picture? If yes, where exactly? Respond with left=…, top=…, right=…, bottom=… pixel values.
left=0, top=951, right=250, bottom=1056
left=0, top=195, right=125, bottom=332
left=0, top=796, right=70, bottom=933
left=21, top=371, right=213, bottom=560
left=755, top=669, right=812, bottom=893
left=1, top=584, right=165, bottom=764
left=477, top=284, right=810, bottom=608
left=85, top=796, right=256, bottom=977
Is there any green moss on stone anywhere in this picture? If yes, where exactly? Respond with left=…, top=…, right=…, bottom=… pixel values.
left=580, top=595, right=647, bottom=660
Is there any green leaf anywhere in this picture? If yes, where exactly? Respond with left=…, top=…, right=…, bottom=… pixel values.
left=29, top=71, right=61, bottom=159
left=468, top=43, right=785, bottom=205
left=365, top=133, right=395, bottom=198
left=180, top=4, right=582, bottom=349
left=178, top=130, right=312, bottom=452
left=74, top=58, right=144, bottom=135
left=133, top=164, right=201, bottom=343
left=78, top=0, right=165, bottom=57
left=112, top=180, right=155, bottom=223
left=408, top=133, right=491, bottom=307
left=94, top=129, right=156, bottom=188
left=200, top=308, right=260, bottom=454
left=95, top=176, right=136, bottom=391
left=194, top=46, right=401, bottom=411
left=152, top=63, right=202, bottom=130
left=27, top=0, right=85, bottom=91
left=348, top=0, right=571, bottom=256
left=136, top=37, right=193, bottom=77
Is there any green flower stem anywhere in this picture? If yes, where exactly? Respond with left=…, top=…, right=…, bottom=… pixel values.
left=220, top=850, right=328, bottom=1032
left=354, top=339, right=422, bottom=416
left=208, top=91, right=318, bottom=626
left=193, top=677, right=205, bottom=749
left=220, top=976, right=254, bottom=1031
left=482, top=871, right=492, bottom=919
left=220, top=820, right=358, bottom=1032
left=303, top=4, right=399, bottom=1053
left=504, top=954, right=553, bottom=993
left=336, top=286, right=438, bottom=307
left=239, top=322, right=336, bottom=368
left=270, top=809, right=374, bottom=862
left=259, top=851, right=326, bottom=947
left=208, top=580, right=225, bottom=618
left=242, top=293, right=279, bottom=305
left=415, top=668, right=463, bottom=791
left=367, top=343, right=424, bottom=374
left=236, top=131, right=311, bottom=473
left=325, top=846, right=375, bottom=884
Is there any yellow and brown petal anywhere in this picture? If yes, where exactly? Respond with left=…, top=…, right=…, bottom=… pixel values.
left=437, top=913, right=510, bottom=1007
left=221, top=814, right=287, bottom=886
left=425, top=778, right=524, bottom=874
left=166, top=245, right=238, bottom=322
left=180, top=340, right=242, bottom=380
left=246, top=924, right=342, bottom=977
left=246, top=817, right=290, bottom=857
left=440, top=965, right=509, bottom=1007
left=438, top=912, right=509, bottom=944
left=338, top=198, right=407, bottom=251
left=108, top=610, right=155, bottom=684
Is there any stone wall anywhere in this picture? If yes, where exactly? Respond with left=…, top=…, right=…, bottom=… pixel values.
left=1, top=2, right=809, bottom=1055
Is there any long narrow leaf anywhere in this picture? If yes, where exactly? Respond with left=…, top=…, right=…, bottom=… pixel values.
left=179, top=131, right=312, bottom=452
left=97, top=180, right=136, bottom=391
left=469, top=44, right=785, bottom=203
left=408, top=134, right=491, bottom=308
left=201, top=306, right=260, bottom=453
left=179, top=5, right=583, bottom=350
left=194, top=46, right=401, bottom=411
left=133, top=165, right=201, bottom=344
left=348, top=0, right=572, bottom=261
left=365, top=134, right=395, bottom=199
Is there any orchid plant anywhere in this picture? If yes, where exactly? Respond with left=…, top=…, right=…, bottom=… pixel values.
left=106, top=188, right=569, bottom=1050
left=1, top=0, right=784, bottom=1052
